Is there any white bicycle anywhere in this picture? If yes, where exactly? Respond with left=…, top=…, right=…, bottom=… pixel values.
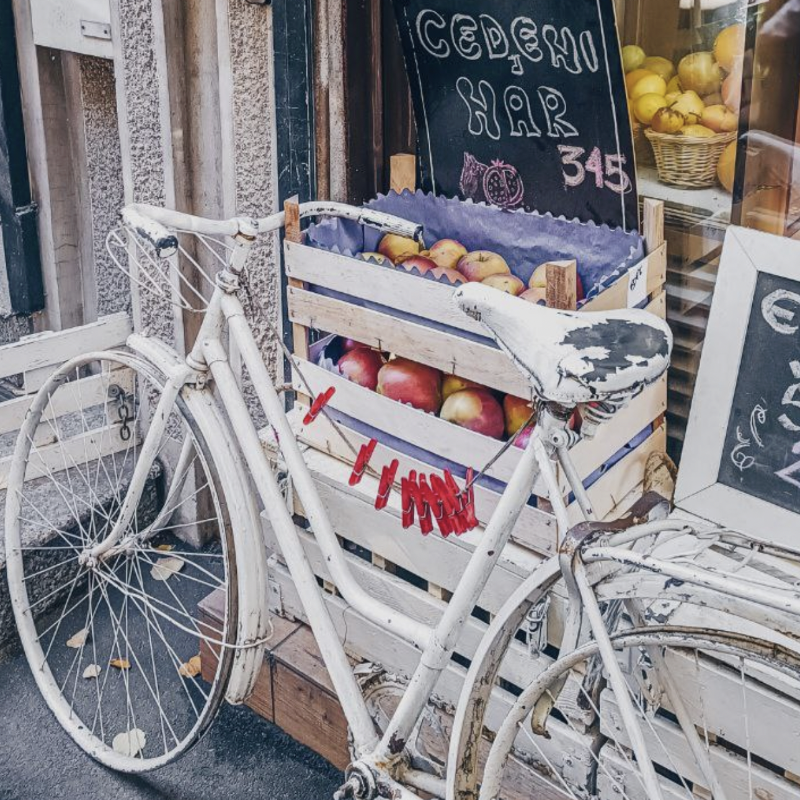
left=6, top=201, right=800, bottom=800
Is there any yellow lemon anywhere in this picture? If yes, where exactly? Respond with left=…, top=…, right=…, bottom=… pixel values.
left=622, top=45, right=646, bottom=73
left=634, top=93, right=669, bottom=125
left=714, top=24, right=745, bottom=72
left=678, top=52, right=722, bottom=96
left=630, top=74, right=668, bottom=101
left=650, top=107, right=686, bottom=134
left=625, top=68, right=656, bottom=96
left=642, top=56, right=676, bottom=83
left=717, top=141, right=737, bottom=192
left=680, top=124, right=716, bottom=138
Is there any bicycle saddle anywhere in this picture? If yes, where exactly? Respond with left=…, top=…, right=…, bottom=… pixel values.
left=453, top=283, right=672, bottom=405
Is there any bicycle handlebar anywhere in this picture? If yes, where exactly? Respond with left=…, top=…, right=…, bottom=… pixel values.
left=121, top=201, right=424, bottom=252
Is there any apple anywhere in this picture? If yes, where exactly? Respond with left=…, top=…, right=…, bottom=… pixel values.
left=377, top=358, right=442, bottom=414
left=457, top=251, right=511, bottom=283
left=378, top=233, right=421, bottom=263
left=482, top=274, right=525, bottom=296
left=337, top=348, right=385, bottom=390
left=442, top=374, right=482, bottom=400
left=503, top=394, right=535, bottom=437
left=528, top=263, right=585, bottom=301
left=397, top=255, right=437, bottom=275
left=513, top=424, right=535, bottom=450
left=340, top=338, right=369, bottom=354
left=440, top=389, right=504, bottom=439
left=427, top=239, right=468, bottom=269
left=430, top=266, right=466, bottom=285
left=359, top=252, right=391, bottom=266
left=520, top=287, right=547, bottom=305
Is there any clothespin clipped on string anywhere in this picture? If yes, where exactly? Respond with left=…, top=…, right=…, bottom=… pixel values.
left=408, top=472, right=433, bottom=535
left=401, top=476, right=415, bottom=529
left=349, top=438, right=377, bottom=486
left=303, top=386, right=336, bottom=425
left=375, top=459, right=399, bottom=510
left=421, top=475, right=452, bottom=537
left=430, top=474, right=463, bottom=535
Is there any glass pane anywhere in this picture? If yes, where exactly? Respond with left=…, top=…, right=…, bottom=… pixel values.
left=619, top=0, right=800, bottom=460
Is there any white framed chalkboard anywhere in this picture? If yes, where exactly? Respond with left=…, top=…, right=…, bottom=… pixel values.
left=676, top=227, right=800, bottom=545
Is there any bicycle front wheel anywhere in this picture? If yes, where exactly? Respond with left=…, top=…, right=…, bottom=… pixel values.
left=4, top=351, right=249, bottom=771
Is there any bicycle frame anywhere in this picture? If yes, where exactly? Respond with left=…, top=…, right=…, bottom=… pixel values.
left=96, top=221, right=584, bottom=786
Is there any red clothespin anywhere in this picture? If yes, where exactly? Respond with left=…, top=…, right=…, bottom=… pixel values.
left=422, top=475, right=452, bottom=537
left=303, top=386, right=336, bottom=425
left=375, top=459, right=399, bottom=510
left=409, top=472, right=433, bottom=535
left=443, top=470, right=464, bottom=513
left=401, top=477, right=415, bottom=529
left=349, top=438, right=378, bottom=486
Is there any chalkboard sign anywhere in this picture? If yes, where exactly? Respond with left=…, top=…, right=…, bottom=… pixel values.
left=718, top=272, right=800, bottom=511
left=391, top=0, right=639, bottom=232
left=676, top=228, right=800, bottom=546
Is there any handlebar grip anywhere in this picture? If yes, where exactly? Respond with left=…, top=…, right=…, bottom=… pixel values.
left=121, top=207, right=180, bottom=257
left=357, top=208, right=424, bottom=243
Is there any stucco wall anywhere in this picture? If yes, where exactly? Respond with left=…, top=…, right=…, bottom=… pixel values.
left=80, top=55, right=127, bottom=318
left=225, top=1, right=280, bottom=378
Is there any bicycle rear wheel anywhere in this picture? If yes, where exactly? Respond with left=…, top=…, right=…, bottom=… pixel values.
left=4, top=351, right=256, bottom=771
left=479, top=628, right=800, bottom=800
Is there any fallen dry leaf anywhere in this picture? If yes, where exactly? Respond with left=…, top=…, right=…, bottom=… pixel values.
left=112, top=728, right=146, bottom=757
left=83, top=664, right=102, bottom=679
left=154, top=544, right=174, bottom=552
left=110, top=658, right=131, bottom=670
left=150, top=556, right=184, bottom=582
left=178, top=655, right=202, bottom=678
left=66, top=628, right=89, bottom=649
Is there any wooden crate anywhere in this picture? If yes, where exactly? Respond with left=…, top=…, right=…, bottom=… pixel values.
left=0, top=312, right=135, bottom=489
left=283, top=197, right=667, bottom=555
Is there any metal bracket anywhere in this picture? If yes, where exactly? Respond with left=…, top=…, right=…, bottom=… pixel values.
left=80, top=20, right=112, bottom=41
left=524, top=596, right=551, bottom=657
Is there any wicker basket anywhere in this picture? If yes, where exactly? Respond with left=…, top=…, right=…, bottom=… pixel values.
left=645, top=128, right=736, bottom=188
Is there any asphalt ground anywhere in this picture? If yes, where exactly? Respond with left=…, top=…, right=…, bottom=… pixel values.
left=0, top=637, right=342, bottom=800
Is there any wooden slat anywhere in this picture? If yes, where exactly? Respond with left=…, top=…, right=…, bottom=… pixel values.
left=0, top=368, right=134, bottom=436
left=285, top=241, right=488, bottom=337
left=288, top=286, right=533, bottom=398
left=546, top=260, right=578, bottom=310
left=0, top=422, right=137, bottom=489
left=581, top=243, right=666, bottom=313
left=0, top=313, right=132, bottom=380
left=642, top=197, right=665, bottom=253
left=291, top=358, right=666, bottom=496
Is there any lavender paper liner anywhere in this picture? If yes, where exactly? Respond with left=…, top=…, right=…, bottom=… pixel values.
left=305, top=190, right=645, bottom=304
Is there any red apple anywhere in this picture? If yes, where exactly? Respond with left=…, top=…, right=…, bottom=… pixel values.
left=377, top=358, right=442, bottom=414
left=340, top=338, right=368, bottom=354
left=528, top=263, right=585, bottom=301
left=503, top=394, right=535, bottom=437
left=440, top=389, right=504, bottom=439
left=457, top=251, right=511, bottom=283
left=427, top=239, right=468, bottom=269
left=378, top=233, right=421, bottom=263
left=337, top=348, right=385, bottom=390
left=430, top=266, right=466, bottom=285
left=520, top=287, right=547, bottom=305
left=397, top=255, right=437, bottom=275
left=482, top=274, right=525, bottom=296
left=442, top=374, right=482, bottom=400
left=513, top=424, right=535, bottom=450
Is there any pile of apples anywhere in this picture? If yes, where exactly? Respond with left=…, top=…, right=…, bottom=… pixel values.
left=336, top=339, right=539, bottom=447
left=364, top=233, right=585, bottom=304
left=622, top=23, right=743, bottom=191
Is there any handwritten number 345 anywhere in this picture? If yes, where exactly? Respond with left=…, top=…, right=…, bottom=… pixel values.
left=558, top=145, right=631, bottom=195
